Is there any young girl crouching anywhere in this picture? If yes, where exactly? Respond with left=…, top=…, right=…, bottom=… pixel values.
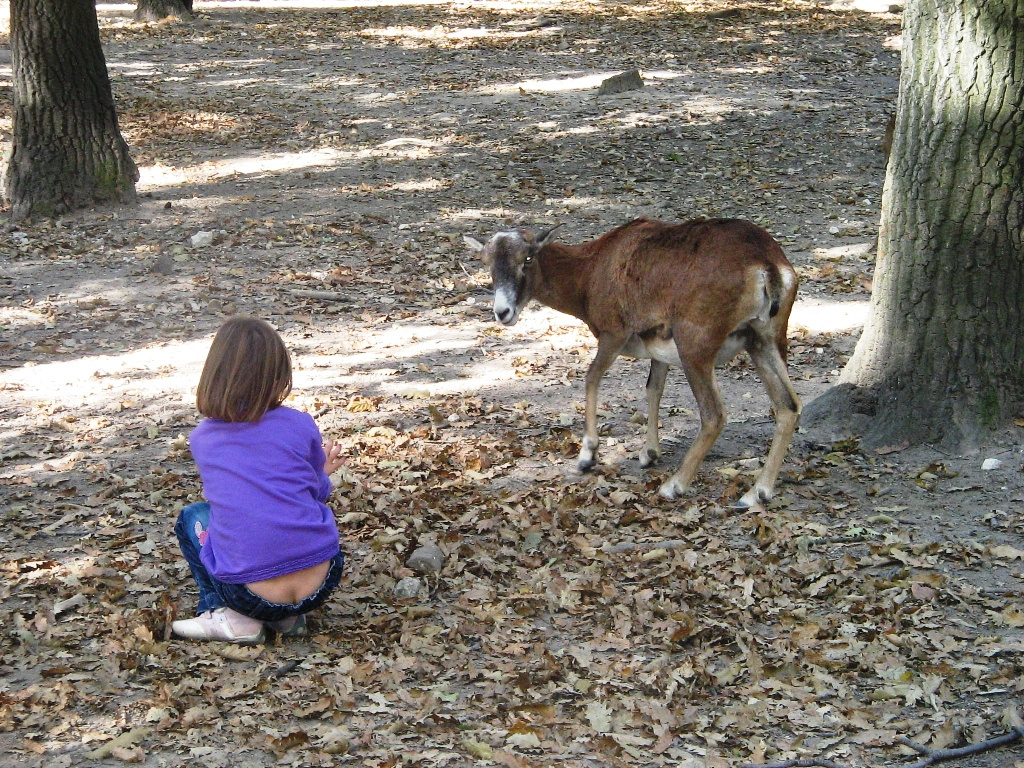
left=172, top=316, right=346, bottom=644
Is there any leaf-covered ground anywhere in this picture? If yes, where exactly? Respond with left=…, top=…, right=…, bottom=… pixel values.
left=2, top=1, right=1024, bottom=766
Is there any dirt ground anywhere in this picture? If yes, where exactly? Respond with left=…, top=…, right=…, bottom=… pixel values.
left=2, top=1, right=1024, bottom=766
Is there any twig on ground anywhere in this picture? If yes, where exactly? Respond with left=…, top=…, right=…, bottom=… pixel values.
left=289, top=289, right=350, bottom=302
left=85, top=726, right=152, bottom=759
left=742, top=726, right=1024, bottom=768
left=265, top=659, right=300, bottom=680
left=897, top=728, right=1024, bottom=768
left=601, top=539, right=691, bottom=555
left=978, top=587, right=1024, bottom=598
left=798, top=534, right=871, bottom=547
left=742, top=759, right=846, bottom=768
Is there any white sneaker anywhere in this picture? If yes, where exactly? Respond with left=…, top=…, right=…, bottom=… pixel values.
left=172, top=607, right=265, bottom=644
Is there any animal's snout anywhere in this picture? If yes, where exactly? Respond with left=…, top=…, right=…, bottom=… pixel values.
left=492, top=287, right=518, bottom=325
left=495, top=306, right=515, bottom=324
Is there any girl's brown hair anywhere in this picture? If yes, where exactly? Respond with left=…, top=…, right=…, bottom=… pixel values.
left=196, top=316, right=292, bottom=423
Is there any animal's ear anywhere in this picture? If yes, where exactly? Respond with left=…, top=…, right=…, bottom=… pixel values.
left=535, top=223, right=564, bottom=250
left=464, top=235, right=494, bottom=266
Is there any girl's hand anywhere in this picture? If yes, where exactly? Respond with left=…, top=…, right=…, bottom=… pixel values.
left=323, top=440, right=346, bottom=475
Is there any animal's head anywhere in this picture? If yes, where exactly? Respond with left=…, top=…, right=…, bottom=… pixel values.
left=464, top=224, right=562, bottom=326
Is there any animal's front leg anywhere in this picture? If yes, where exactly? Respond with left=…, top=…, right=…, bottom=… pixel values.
left=578, top=335, right=625, bottom=472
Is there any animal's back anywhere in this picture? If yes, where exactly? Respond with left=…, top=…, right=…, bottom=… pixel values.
left=583, top=218, right=793, bottom=333
left=594, top=217, right=786, bottom=271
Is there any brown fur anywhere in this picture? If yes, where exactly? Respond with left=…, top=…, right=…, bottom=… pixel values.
left=529, top=218, right=793, bottom=366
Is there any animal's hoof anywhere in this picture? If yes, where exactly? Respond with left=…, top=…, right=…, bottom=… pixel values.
left=638, top=449, right=660, bottom=468
left=736, top=486, right=769, bottom=509
left=577, top=457, right=596, bottom=473
left=658, top=479, right=686, bottom=500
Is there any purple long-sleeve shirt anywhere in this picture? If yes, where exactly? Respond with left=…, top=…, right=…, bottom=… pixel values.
left=189, top=406, right=340, bottom=584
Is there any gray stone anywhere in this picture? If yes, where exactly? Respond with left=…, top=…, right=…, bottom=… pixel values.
left=522, top=531, right=543, bottom=553
left=406, top=543, right=445, bottom=574
left=393, top=576, right=423, bottom=601
left=190, top=230, right=215, bottom=248
left=151, top=255, right=176, bottom=275
left=597, top=69, right=644, bottom=97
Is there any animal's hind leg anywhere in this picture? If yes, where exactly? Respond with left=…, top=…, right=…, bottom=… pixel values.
left=640, top=360, right=668, bottom=467
left=578, top=333, right=627, bottom=472
left=739, top=338, right=801, bottom=508
left=658, top=355, right=725, bottom=500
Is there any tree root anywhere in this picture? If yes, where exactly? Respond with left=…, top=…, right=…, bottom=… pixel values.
left=742, top=726, right=1024, bottom=768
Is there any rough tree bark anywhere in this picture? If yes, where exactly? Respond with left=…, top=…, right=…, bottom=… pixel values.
left=803, top=0, right=1024, bottom=449
left=134, top=0, right=193, bottom=23
left=2, top=0, right=139, bottom=221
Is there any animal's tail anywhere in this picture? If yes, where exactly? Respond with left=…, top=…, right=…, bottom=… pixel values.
left=761, top=260, right=798, bottom=361
left=765, top=265, right=784, bottom=319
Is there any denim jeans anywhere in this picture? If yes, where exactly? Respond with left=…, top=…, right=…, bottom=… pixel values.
left=174, top=502, right=343, bottom=622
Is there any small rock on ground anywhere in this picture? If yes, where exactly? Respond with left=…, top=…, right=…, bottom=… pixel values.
left=406, top=543, right=445, bottom=574
left=597, top=69, right=644, bottom=96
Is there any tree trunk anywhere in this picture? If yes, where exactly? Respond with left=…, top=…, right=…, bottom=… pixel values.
left=3, top=0, right=138, bottom=221
left=804, top=0, right=1024, bottom=450
left=134, top=0, right=193, bottom=23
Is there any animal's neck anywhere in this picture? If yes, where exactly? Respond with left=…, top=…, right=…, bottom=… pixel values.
left=533, top=242, right=593, bottom=323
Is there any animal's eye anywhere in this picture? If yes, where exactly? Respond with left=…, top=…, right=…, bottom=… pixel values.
left=524, top=254, right=534, bottom=264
